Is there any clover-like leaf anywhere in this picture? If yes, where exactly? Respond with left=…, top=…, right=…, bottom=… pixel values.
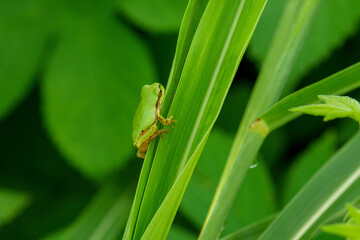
left=43, top=18, right=156, bottom=179
left=0, top=189, right=30, bottom=226
left=290, top=95, right=360, bottom=124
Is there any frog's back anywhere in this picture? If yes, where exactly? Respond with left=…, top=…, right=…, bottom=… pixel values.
left=132, top=84, right=159, bottom=143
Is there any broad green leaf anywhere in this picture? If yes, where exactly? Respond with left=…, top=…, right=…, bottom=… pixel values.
left=216, top=82, right=252, bottom=133
left=260, top=128, right=287, bottom=167
left=290, top=95, right=360, bottom=123
left=261, top=62, right=360, bottom=132
left=259, top=132, right=360, bottom=239
left=116, top=0, right=188, bottom=33
left=249, top=0, right=360, bottom=90
left=43, top=17, right=156, bottom=179
left=312, top=233, right=343, bottom=240
left=0, top=85, right=98, bottom=239
left=123, top=0, right=267, bottom=238
left=282, top=131, right=337, bottom=205
left=167, top=226, right=196, bottom=240
left=0, top=0, right=47, bottom=120
left=43, top=180, right=134, bottom=240
left=201, top=0, right=322, bottom=237
left=180, top=129, right=276, bottom=235
left=0, top=189, right=30, bottom=227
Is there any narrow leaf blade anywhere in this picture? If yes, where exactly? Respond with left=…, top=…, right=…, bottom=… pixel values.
left=261, top=62, right=360, bottom=132
left=124, top=0, right=268, bottom=239
left=260, top=132, right=360, bottom=239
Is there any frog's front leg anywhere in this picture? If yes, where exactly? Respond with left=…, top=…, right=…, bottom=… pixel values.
left=157, top=115, right=177, bottom=128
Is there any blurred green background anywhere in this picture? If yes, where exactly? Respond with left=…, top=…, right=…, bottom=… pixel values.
left=0, top=0, right=359, bottom=239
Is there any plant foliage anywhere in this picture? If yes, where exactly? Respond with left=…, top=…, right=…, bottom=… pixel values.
left=322, top=204, right=360, bottom=240
left=0, top=0, right=359, bottom=239
left=290, top=95, right=360, bottom=123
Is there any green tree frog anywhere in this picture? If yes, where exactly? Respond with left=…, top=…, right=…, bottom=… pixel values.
left=132, top=83, right=176, bottom=158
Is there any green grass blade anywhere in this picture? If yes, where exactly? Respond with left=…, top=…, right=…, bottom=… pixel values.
left=163, top=0, right=208, bottom=115
left=200, top=0, right=321, bottom=238
left=220, top=214, right=276, bottom=240
left=122, top=1, right=207, bottom=238
left=261, top=62, right=360, bottom=132
left=200, top=130, right=267, bottom=239
left=259, top=132, right=360, bottom=239
left=249, top=0, right=360, bottom=94
left=123, top=0, right=267, bottom=239
left=140, top=130, right=210, bottom=239
left=240, top=0, right=322, bottom=127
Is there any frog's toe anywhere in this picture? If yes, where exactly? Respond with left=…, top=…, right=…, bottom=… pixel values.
left=136, top=151, right=146, bottom=158
left=167, top=117, right=177, bottom=128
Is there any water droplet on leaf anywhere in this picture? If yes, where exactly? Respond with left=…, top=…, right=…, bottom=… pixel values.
left=249, top=159, right=258, bottom=169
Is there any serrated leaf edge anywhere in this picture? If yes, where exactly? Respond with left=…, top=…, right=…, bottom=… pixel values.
left=289, top=95, right=360, bottom=125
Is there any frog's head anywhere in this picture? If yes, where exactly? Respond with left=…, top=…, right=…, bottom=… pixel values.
left=158, top=84, right=165, bottom=104
left=140, top=83, right=166, bottom=108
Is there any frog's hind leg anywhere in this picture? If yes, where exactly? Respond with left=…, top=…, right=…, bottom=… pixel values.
left=136, top=129, right=170, bottom=158
left=136, top=150, right=146, bottom=158
left=146, top=129, right=170, bottom=142
left=157, top=129, right=170, bottom=140
left=139, top=129, right=169, bottom=152
left=157, top=115, right=177, bottom=128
